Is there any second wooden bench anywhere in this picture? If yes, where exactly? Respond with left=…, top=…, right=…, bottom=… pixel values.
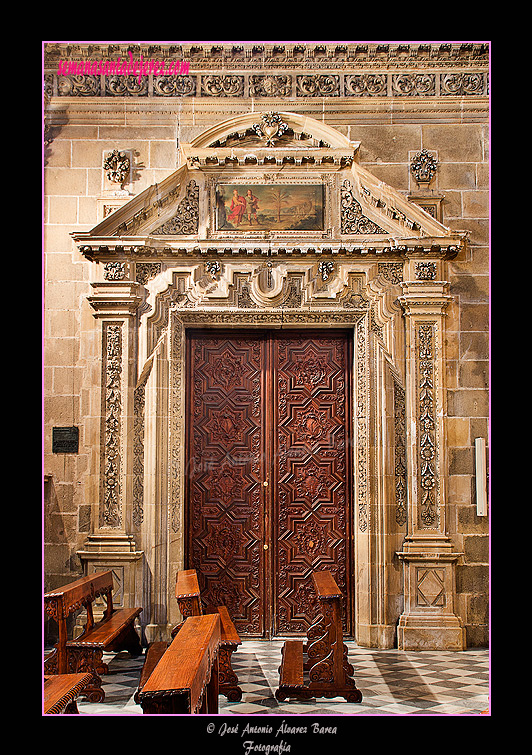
left=137, top=614, right=221, bottom=714
left=44, top=570, right=143, bottom=702
left=173, top=569, right=243, bottom=702
left=276, top=571, right=362, bottom=704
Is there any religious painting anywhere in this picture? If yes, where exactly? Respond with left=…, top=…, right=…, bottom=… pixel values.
left=216, top=184, right=324, bottom=231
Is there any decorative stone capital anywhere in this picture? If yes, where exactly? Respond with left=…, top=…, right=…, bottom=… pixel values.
left=398, top=279, right=451, bottom=317
left=87, top=281, right=146, bottom=318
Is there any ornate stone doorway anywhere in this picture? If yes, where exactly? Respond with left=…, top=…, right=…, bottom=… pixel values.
left=185, top=329, right=353, bottom=638
left=74, top=110, right=468, bottom=650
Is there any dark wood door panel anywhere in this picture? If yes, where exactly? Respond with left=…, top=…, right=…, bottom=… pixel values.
left=187, top=332, right=267, bottom=635
left=186, top=330, right=353, bottom=638
left=273, top=333, right=352, bottom=635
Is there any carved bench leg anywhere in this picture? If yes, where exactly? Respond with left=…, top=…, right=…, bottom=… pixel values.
left=117, top=623, right=143, bottom=657
left=219, top=645, right=242, bottom=702
left=67, top=647, right=106, bottom=703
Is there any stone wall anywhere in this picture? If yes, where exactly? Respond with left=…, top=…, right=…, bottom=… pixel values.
left=43, top=42, right=489, bottom=646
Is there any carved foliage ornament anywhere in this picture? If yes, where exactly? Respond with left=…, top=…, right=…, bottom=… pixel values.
left=104, top=149, right=130, bottom=184
left=410, top=149, right=438, bottom=184
left=417, top=324, right=438, bottom=528
left=101, top=323, right=123, bottom=528
left=341, top=181, right=387, bottom=234
left=154, top=180, right=199, bottom=235
left=252, top=112, right=289, bottom=146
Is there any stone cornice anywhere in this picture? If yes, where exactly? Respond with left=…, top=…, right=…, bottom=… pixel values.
left=43, top=42, right=489, bottom=69
left=74, top=237, right=464, bottom=263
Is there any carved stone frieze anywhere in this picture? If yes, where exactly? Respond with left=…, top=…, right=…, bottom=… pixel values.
left=249, top=75, right=291, bottom=97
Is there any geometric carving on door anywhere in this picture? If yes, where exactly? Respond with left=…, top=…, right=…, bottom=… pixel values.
left=187, top=330, right=352, bottom=637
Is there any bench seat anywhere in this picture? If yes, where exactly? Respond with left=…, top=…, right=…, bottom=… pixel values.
left=175, top=569, right=242, bottom=701
left=70, top=606, right=143, bottom=650
left=276, top=640, right=307, bottom=701
left=44, top=673, right=93, bottom=714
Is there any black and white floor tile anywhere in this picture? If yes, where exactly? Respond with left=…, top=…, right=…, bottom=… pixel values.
left=66, top=640, right=489, bottom=717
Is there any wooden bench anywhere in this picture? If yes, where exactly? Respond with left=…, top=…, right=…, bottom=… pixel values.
left=173, top=569, right=242, bottom=701
left=43, top=673, right=93, bottom=714
left=276, top=570, right=362, bottom=703
left=137, top=614, right=221, bottom=714
left=44, top=570, right=143, bottom=702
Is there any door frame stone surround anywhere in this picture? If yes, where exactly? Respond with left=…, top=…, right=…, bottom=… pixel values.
left=74, top=111, right=466, bottom=650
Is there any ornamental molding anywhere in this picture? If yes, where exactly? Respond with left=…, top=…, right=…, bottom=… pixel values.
left=45, top=42, right=489, bottom=69
left=71, top=112, right=468, bottom=264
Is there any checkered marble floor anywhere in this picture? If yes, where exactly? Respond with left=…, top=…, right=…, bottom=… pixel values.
left=64, top=640, right=489, bottom=717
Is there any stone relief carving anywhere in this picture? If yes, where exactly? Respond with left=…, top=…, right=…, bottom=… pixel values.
left=104, top=261, right=127, bottom=280
left=296, top=75, right=340, bottom=96
left=345, top=74, right=386, bottom=96
left=392, top=74, right=435, bottom=96
left=410, top=149, right=438, bottom=184
left=249, top=75, right=291, bottom=97
left=252, top=112, right=289, bottom=146
left=341, top=181, right=387, bottom=234
left=154, top=180, right=199, bottom=235
left=417, top=323, right=439, bottom=528
left=105, top=75, right=148, bottom=96
left=133, top=375, right=148, bottom=527
left=378, top=262, right=404, bottom=284
left=49, top=70, right=488, bottom=98
left=202, top=75, right=244, bottom=96
left=318, top=260, right=334, bottom=281
left=394, top=380, right=407, bottom=527
left=355, top=314, right=369, bottom=533
left=153, top=75, right=196, bottom=96
left=103, top=149, right=130, bottom=184
left=101, top=322, right=123, bottom=528
left=415, top=261, right=437, bottom=280
left=136, top=262, right=162, bottom=285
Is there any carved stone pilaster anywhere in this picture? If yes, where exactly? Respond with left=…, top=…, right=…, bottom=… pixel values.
left=77, top=281, right=146, bottom=621
left=396, top=277, right=465, bottom=650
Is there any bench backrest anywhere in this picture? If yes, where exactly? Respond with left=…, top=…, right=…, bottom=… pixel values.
left=175, top=569, right=203, bottom=618
left=312, top=570, right=343, bottom=600
left=140, top=614, right=221, bottom=713
left=44, top=570, right=115, bottom=673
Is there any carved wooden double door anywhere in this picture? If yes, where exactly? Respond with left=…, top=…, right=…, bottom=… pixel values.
left=186, top=330, right=353, bottom=637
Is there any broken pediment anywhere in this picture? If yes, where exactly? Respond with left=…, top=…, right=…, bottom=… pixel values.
left=73, top=111, right=467, bottom=260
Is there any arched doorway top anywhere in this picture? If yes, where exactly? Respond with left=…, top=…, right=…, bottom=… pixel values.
left=187, top=111, right=360, bottom=151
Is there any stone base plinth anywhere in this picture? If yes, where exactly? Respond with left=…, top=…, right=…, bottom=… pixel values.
left=397, top=613, right=465, bottom=651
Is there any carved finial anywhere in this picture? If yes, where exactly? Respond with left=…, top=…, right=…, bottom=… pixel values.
left=252, top=112, right=289, bottom=146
